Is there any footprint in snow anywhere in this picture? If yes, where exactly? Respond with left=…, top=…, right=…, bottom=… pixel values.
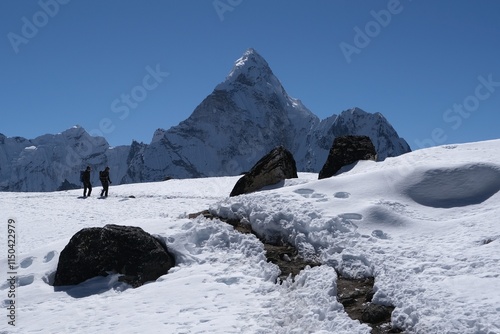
left=311, top=193, right=328, bottom=202
left=20, top=256, right=35, bottom=268
left=18, top=274, right=35, bottom=287
left=294, top=188, right=314, bottom=197
left=0, top=271, right=35, bottom=289
left=334, top=192, right=350, bottom=199
left=294, top=188, right=328, bottom=201
left=44, top=250, right=56, bottom=263
left=338, top=213, right=363, bottom=220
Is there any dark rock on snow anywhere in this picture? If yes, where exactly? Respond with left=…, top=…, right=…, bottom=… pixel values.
left=230, top=146, right=298, bottom=197
left=53, top=224, right=175, bottom=288
left=361, top=303, right=394, bottom=325
left=318, top=135, right=377, bottom=179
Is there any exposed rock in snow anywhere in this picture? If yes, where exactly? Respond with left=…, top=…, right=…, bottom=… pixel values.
left=230, top=146, right=298, bottom=197
left=318, top=135, right=377, bottom=179
left=53, top=224, right=175, bottom=288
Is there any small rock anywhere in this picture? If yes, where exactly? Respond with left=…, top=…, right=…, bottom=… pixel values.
left=361, top=303, right=393, bottom=324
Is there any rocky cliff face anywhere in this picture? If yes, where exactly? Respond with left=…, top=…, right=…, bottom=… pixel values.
left=0, top=49, right=411, bottom=192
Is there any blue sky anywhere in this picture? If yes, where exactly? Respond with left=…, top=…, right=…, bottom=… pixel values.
left=1, top=0, right=499, bottom=150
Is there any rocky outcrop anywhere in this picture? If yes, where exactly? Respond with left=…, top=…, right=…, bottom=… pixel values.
left=230, top=146, right=298, bottom=197
left=53, top=224, right=175, bottom=288
left=318, top=135, right=377, bottom=179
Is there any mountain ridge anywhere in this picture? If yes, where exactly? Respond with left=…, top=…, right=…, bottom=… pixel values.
left=0, top=48, right=410, bottom=192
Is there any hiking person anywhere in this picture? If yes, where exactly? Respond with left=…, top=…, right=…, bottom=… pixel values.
left=99, top=166, right=112, bottom=197
left=82, top=166, right=92, bottom=197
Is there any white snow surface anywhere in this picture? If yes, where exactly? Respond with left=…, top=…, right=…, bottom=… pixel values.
left=1, top=140, right=500, bottom=333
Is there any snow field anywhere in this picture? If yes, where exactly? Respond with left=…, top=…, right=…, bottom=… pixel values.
left=1, top=140, right=500, bottom=333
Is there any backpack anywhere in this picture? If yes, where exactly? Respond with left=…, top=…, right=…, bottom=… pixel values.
left=80, top=171, right=85, bottom=183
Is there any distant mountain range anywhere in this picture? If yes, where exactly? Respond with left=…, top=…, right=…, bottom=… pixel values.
left=0, top=48, right=410, bottom=192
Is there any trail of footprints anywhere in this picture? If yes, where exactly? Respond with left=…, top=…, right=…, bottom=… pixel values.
left=293, top=188, right=393, bottom=241
left=293, top=188, right=390, bottom=236
left=293, top=188, right=353, bottom=202
left=1, top=250, right=58, bottom=302
left=294, top=189, right=362, bottom=218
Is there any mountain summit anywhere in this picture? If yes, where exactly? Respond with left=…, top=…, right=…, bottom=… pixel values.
left=125, top=48, right=410, bottom=182
left=216, top=48, right=280, bottom=91
left=0, top=49, right=411, bottom=191
left=125, top=48, right=323, bottom=182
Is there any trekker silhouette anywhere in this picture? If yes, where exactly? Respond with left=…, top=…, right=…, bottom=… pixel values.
left=99, top=166, right=112, bottom=197
left=82, top=166, right=92, bottom=197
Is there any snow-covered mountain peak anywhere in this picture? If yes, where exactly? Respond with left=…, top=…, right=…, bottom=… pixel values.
left=61, top=124, right=86, bottom=136
left=229, top=48, right=271, bottom=78
left=325, top=107, right=411, bottom=160
left=336, top=107, right=385, bottom=126
left=235, top=48, right=269, bottom=66
left=341, top=107, right=374, bottom=118
left=215, top=48, right=282, bottom=94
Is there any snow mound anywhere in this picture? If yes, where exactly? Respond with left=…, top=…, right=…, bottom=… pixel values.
left=404, top=163, right=500, bottom=208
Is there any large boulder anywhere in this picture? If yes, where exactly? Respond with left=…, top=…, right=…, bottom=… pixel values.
left=230, top=146, right=298, bottom=197
left=318, top=135, right=376, bottom=179
left=53, top=224, right=175, bottom=288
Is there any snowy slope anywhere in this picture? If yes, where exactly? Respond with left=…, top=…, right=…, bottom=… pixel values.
left=1, top=139, right=499, bottom=333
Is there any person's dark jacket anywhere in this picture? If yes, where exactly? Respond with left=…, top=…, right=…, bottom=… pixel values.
left=99, top=170, right=111, bottom=184
left=82, top=170, right=91, bottom=183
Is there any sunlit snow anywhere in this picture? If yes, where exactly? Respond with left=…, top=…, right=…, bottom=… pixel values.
left=1, top=140, right=500, bottom=333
